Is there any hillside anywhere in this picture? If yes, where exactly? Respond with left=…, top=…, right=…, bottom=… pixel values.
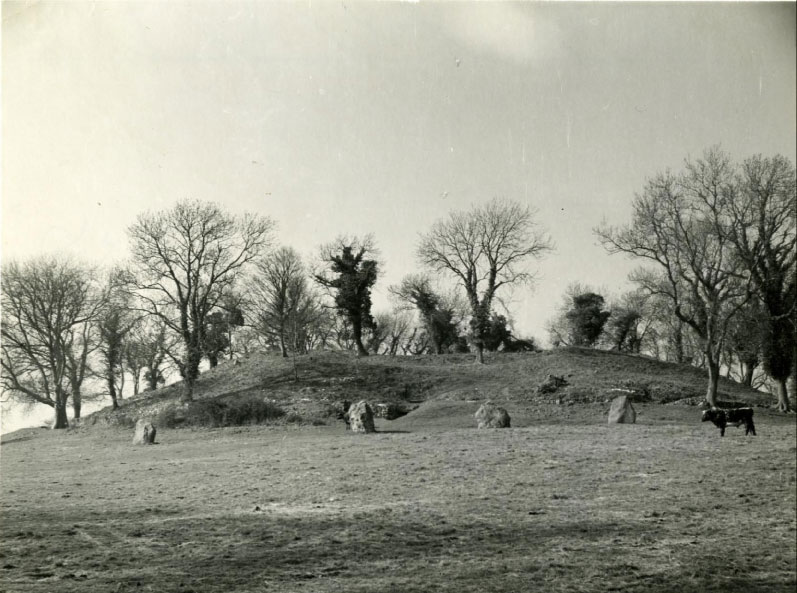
left=83, top=348, right=782, bottom=431
left=2, top=348, right=795, bottom=593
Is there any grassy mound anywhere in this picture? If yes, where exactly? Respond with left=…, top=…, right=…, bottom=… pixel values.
left=81, top=347, right=780, bottom=431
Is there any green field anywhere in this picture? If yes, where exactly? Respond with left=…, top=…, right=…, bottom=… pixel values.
left=1, top=350, right=795, bottom=593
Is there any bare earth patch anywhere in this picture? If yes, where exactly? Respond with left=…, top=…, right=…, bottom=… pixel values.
left=1, top=409, right=795, bottom=593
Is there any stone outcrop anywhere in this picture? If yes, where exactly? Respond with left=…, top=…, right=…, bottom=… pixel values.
left=537, top=374, right=568, bottom=394
left=346, top=401, right=376, bottom=433
left=607, top=396, right=636, bottom=424
left=132, top=419, right=157, bottom=444
left=475, top=402, right=511, bottom=428
left=372, top=402, right=411, bottom=420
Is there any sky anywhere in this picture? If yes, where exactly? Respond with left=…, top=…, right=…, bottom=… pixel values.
left=1, top=2, right=796, bottom=428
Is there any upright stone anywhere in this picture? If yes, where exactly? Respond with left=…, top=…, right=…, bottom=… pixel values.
left=475, top=402, right=511, bottom=428
left=608, top=396, right=636, bottom=424
left=133, top=419, right=157, bottom=444
left=347, top=401, right=376, bottom=433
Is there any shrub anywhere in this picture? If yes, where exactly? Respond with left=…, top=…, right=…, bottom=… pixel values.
left=154, top=396, right=286, bottom=428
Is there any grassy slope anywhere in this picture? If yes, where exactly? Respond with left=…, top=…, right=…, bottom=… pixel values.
left=86, top=347, right=782, bottom=429
left=1, top=349, right=795, bottom=593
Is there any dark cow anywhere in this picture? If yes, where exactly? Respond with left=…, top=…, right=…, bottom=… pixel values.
left=701, top=407, right=756, bottom=437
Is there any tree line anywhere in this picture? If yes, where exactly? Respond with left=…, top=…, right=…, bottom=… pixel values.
left=2, top=148, right=793, bottom=427
left=1, top=198, right=551, bottom=428
left=556, top=148, right=795, bottom=412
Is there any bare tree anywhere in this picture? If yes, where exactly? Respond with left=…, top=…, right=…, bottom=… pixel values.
left=723, top=154, right=796, bottom=411
left=604, top=289, right=657, bottom=354
left=418, top=198, right=552, bottom=363
left=63, top=305, right=102, bottom=420
left=1, top=257, right=99, bottom=428
left=597, top=149, right=749, bottom=407
left=248, top=247, right=312, bottom=357
left=381, top=310, right=413, bottom=356
left=97, top=272, right=140, bottom=409
left=122, top=318, right=170, bottom=394
left=722, top=299, right=765, bottom=388
left=126, top=200, right=274, bottom=401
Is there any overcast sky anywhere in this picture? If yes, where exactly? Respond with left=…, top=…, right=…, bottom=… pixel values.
left=3, top=1, right=796, bottom=345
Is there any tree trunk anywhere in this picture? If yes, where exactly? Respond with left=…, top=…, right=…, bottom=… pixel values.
left=133, top=370, right=140, bottom=395
left=741, top=361, right=755, bottom=388
left=352, top=319, right=368, bottom=357
left=181, top=342, right=202, bottom=402
left=673, top=323, right=685, bottom=364
left=476, top=343, right=485, bottom=364
left=107, top=372, right=119, bottom=410
left=147, top=365, right=160, bottom=391
left=705, top=357, right=720, bottom=408
left=775, top=378, right=791, bottom=413
left=71, top=387, right=82, bottom=420
left=53, top=398, right=69, bottom=429
left=279, top=333, right=288, bottom=358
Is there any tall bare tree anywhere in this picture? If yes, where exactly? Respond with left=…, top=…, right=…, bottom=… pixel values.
left=1, top=257, right=99, bottom=428
left=419, top=198, right=552, bottom=363
left=597, top=149, right=749, bottom=407
left=126, top=200, right=274, bottom=401
left=95, top=269, right=142, bottom=409
left=249, top=247, right=313, bottom=357
left=723, top=154, right=796, bottom=411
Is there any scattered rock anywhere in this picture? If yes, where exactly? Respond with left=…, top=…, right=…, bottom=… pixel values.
left=475, top=402, right=511, bottom=428
left=346, top=401, right=376, bottom=433
left=604, top=386, right=650, bottom=403
left=372, top=402, right=411, bottom=420
left=132, top=419, right=157, bottom=444
left=607, top=396, right=636, bottom=424
left=537, top=374, right=568, bottom=394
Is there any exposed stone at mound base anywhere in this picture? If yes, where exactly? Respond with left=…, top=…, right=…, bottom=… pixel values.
left=372, top=402, right=411, bottom=420
left=537, top=374, right=568, bottom=394
left=347, top=401, right=376, bottom=433
left=133, top=419, right=157, bottom=444
left=475, top=402, right=511, bottom=428
left=608, top=396, right=636, bottom=424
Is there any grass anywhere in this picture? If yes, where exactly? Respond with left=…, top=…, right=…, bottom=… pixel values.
left=1, top=349, right=795, bottom=592
left=1, top=412, right=795, bottom=592
left=88, top=348, right=782, bottom=431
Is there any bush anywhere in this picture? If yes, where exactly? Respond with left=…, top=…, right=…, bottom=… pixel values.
left=154, top=396, right=286, bottom=428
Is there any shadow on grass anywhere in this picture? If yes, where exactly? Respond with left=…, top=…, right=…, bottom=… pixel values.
left=3, top=509, right=793, bottom=593
left=0, top=435, right=34, bottom=446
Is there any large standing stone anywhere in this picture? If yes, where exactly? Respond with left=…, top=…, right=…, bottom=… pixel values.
left=133, top=419, right=157, bottom=444
left=475, top=402, right=511, bottom=428
left=608, top=396, right=636, bottom=424
left=347, top=401, right=376, bottom=433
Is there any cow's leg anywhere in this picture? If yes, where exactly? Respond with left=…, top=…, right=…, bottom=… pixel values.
left=747, top=419, right=756, bottom=436
left=720, top=423, right=726, bottom=437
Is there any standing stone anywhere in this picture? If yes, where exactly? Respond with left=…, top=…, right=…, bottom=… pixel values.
left=608, top=396, right=636, bottom=424
left=133, top=419, right=157, bottom=444
left=347, top=401, right=376, bottom=433
left=475, top=402, right=511, bottom=428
